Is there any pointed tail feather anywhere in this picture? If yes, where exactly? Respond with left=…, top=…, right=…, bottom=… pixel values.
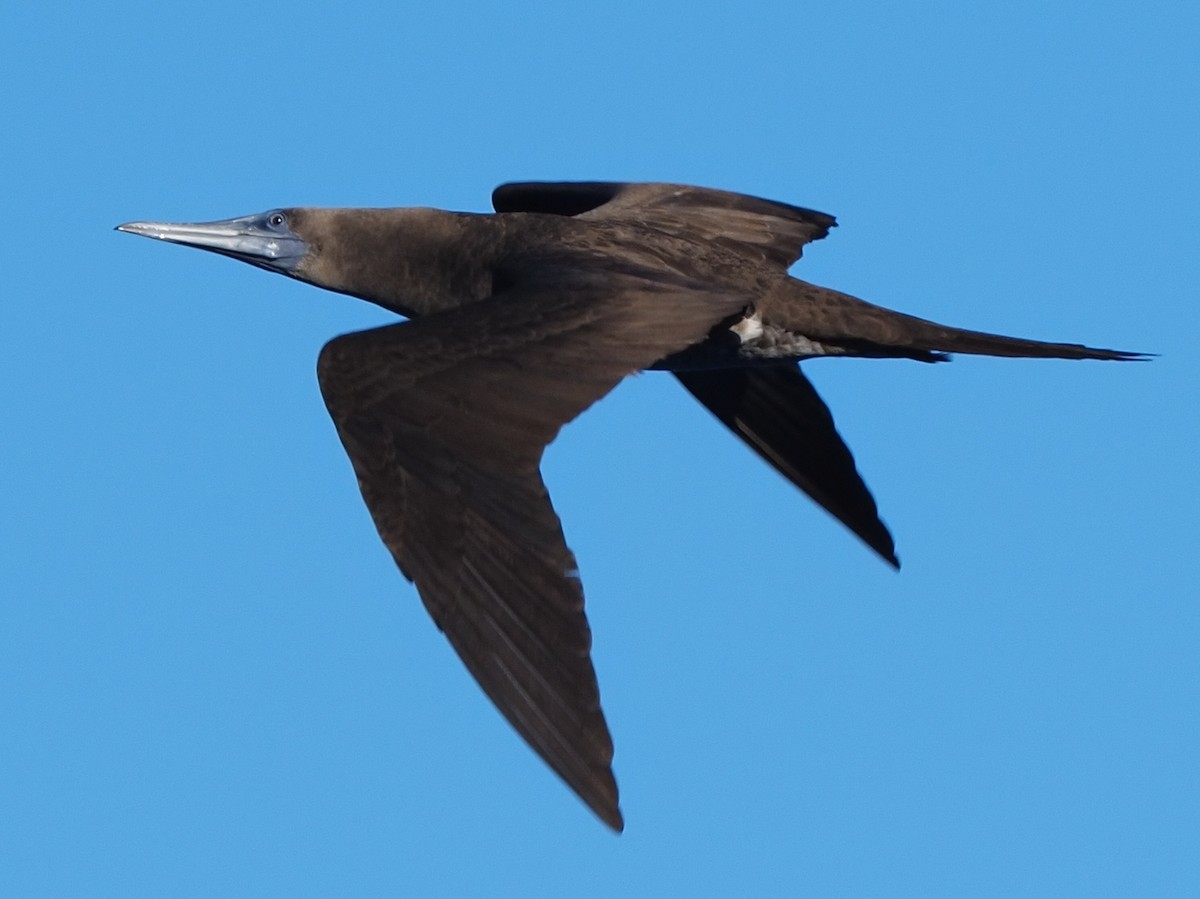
left=774, top=280, right=1151, bottom=362
left=888, top=323, right=1150, bottom=361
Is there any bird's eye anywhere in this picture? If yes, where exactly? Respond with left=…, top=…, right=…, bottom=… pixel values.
left=268, top=212, right=287, bottom=228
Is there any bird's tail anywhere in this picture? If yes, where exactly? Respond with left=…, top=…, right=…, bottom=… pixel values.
left=769, top=279, right=1150, bottom=362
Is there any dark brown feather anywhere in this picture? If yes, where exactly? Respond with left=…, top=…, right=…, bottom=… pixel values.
left=493, top=181, right=836, bottom=268
left=764, top=280, right=1150, bottom=362
left=316, top=274, right=749, bottom=830
left=118, top=182, right=1147, bottom=832
left=675, top=365, right=899, bottom=568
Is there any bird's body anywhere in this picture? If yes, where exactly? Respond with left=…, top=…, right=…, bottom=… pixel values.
left=118, top=182, right=1144, bottom=831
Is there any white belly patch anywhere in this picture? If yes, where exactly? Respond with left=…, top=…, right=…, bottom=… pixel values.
left=731, top=311, right=764, bottom=343
left=729, top=312, right=844, bottom=360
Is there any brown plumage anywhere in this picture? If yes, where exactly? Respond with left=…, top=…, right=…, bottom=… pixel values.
left=117, top=181, right=1145, bottom=831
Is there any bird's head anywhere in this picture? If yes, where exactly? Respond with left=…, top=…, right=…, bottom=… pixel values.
left=116, top=206, right=483, bottom=318
left=116, top=209, right=312, bottom=278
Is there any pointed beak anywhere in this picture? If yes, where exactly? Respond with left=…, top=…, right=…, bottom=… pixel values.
left=115, top=213, right=307, bottom=273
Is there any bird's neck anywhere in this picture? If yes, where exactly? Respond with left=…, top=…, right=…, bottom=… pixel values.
left=295, top=208, right=507, bottom=318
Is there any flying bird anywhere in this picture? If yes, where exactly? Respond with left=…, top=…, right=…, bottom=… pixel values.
left=117, top=182, right=1144, bottom=831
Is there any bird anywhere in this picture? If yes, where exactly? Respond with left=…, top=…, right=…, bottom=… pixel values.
left=117, top=181, right=1145, bottom=831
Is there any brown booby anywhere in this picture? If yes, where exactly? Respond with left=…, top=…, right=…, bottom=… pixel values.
left=117, top=182, right=1144, bottom=831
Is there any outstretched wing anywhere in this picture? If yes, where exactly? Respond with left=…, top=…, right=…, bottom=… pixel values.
left=492, top=181, right=836, bottom=268
left=675, top=365, right=898, bottom=568
left=317, top=274, right=748, bottom=831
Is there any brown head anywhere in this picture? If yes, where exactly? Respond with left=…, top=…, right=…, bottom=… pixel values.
left=116, top=206, right=500, bottom=317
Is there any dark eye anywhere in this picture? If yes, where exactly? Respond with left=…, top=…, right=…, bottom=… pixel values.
left=268, top=212, right=287, bottom=228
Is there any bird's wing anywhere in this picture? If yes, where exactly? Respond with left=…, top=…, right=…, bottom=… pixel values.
left=492, top=181, right=836, bottom=268
left=674, top=365, right=898, bottom=568
left=316, top=273, right=749, bottom=831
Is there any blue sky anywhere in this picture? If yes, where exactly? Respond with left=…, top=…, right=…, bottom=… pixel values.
left=3, top=1, right=1197, bottom=895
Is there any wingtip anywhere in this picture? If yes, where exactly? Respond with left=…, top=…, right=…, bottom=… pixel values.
left=595, top=802, right=625, bottom=833
left=865, top=535, right=900, bottom=570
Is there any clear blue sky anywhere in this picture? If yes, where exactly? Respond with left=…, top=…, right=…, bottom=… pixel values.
left=3, top=1, right=1197, bottom=895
